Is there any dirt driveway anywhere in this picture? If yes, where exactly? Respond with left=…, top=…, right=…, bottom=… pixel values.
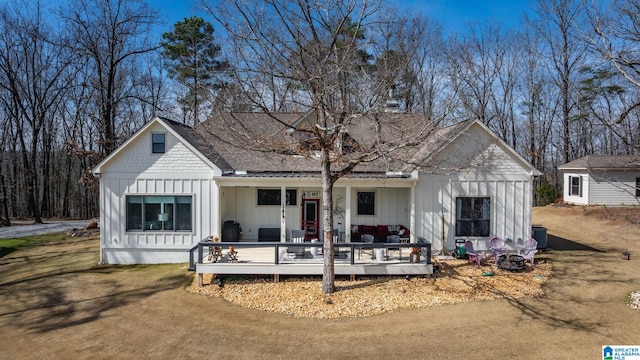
left=0, top=206, right=638, bottom=359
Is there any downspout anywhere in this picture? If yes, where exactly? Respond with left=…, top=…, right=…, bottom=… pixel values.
left=94, top=172, right=104, bottom=265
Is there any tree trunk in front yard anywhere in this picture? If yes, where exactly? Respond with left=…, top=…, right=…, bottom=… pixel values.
left=321, top=149, right=335, bottom=294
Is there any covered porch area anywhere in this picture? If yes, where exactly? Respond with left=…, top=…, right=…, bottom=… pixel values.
left=214, top=176, right=417, bottom=244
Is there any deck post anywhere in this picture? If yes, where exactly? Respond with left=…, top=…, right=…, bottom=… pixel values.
left=280, top=186, right=286, bottom=242
left=198, top=273, right=203, bottom=287
left=274, top=274, right=279, bottom=283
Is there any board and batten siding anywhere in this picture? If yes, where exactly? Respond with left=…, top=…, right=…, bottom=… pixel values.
left=415, top=122, right=536, bottom=251
left=225, top=186, right=303, bottom=241
left=218, top=185, right=411, bottom=241
left=98, top=122, right=219, bottom=264
left=415, top=174, right=533, bottom=251
left=349, top=187, right=411, bottom=227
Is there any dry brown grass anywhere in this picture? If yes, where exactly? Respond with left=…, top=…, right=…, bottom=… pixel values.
left=1, top=207, right=639, bottom=359
left=553, top=204, right=640, bottom=224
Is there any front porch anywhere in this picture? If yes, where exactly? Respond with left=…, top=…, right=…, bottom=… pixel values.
left=188, top=241, right=432, bottom=285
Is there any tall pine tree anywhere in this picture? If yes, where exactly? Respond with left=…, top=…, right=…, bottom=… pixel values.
left=161, top=17, right=229, bottom=124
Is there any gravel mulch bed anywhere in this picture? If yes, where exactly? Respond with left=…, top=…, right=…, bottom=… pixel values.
left=188, top=260, right=552, bottom=319
left=630, top=291, right=640, bottom=311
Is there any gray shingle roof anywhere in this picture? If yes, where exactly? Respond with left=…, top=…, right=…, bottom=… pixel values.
left=559, top=155, right=640, bottom=170
left=160, top=113, right=479, bottom=178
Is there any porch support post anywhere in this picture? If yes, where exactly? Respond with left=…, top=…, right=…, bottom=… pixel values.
left=280, top=186, right=286, bottom=242
left=410, top=181, right=416, bottom=243
left=345, top=186, right=352, bottom=242
left=212, top=181, right=221, bottom=238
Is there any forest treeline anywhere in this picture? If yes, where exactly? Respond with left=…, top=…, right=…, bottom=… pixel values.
left=0, top=0, right=639, bottom=224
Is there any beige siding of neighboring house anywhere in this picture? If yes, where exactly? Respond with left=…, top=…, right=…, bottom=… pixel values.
left=586, top=171, right=639, bottom=206
left=98, top=122, right=219, bottom=264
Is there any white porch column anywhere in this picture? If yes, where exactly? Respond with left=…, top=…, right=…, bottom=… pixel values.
left=280, top=186, right=287, bottom=242
left=212, top=181, right=221, bottom=239
left=345, top=186, right=352, bottom=242
left=410, top=182, right=416, bottom=243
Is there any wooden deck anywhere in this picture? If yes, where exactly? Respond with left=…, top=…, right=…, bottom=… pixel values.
left=189, top=241, right=433, bottom=284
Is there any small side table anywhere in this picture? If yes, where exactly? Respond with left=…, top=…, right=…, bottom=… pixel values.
left=208, top=246, right=222, bottom=262
left=227, top=249, right=238, bottom=262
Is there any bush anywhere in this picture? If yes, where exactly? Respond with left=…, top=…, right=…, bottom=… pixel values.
left=535, top=177, right=560, bottom=206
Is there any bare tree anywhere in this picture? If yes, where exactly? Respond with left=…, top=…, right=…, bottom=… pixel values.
left=0, top=1, right=74, bottom=223
left=530, top=0, right=588, bottom=164
left=585, top=0, right=640, bottom=152
left=200, top=0, right=451, bottom=293
left=446, top=22, right=504, bottom=126
left=60, top=0, right=161, bottom=155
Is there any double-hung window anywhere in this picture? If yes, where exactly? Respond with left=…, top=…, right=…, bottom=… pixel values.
left=126, top=195, right=192, bottom=231
left=569, top=176, right=582, bottom=197
left=455, top=197, right=490, bottom=237
left=152, top=133, right=165, bottom=154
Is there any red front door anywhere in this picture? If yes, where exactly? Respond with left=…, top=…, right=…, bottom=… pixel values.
left=302, top=199, right=320, bottom=240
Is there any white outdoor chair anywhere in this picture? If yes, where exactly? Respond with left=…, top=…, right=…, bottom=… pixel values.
left=287, top=229, right=306, bottom=259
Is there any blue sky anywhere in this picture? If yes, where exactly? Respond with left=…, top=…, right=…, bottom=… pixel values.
left=154, top=0, right=532, bottom=37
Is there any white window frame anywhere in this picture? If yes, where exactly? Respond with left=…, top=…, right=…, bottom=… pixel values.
left=455, top=196, right=491, bottom=237
left=356, top=191, right=375, bottom=216
left=126, top=195, right=193, bottom=232
left=151, top=133, right=166, bottom=154
left=569, top=175, right=582, bottom=197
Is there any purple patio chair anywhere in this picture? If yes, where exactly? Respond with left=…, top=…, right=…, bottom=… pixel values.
left=465, top=241, right=482, bottom=267
left=490, top=236, right=503, bottom=262
left=522, top=238, right=538, bottom=265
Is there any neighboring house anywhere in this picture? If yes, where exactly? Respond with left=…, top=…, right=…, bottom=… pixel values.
left=92, top=114, right=540, bottom=264
left=559, top=155, right=640, bottom=206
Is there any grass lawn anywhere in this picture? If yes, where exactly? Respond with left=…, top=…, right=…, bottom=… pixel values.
left=0, top=206, right=639, bottom=359
left=0, top=232, right=70, bottom=257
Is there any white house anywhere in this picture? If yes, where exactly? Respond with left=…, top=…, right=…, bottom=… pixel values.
left=559, top=155, right=640, bottom=206
left=92, top=114, right=540, bottom=264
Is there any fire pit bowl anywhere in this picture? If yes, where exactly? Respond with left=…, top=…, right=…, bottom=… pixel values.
left=497, top=254, right=526, bottom=272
